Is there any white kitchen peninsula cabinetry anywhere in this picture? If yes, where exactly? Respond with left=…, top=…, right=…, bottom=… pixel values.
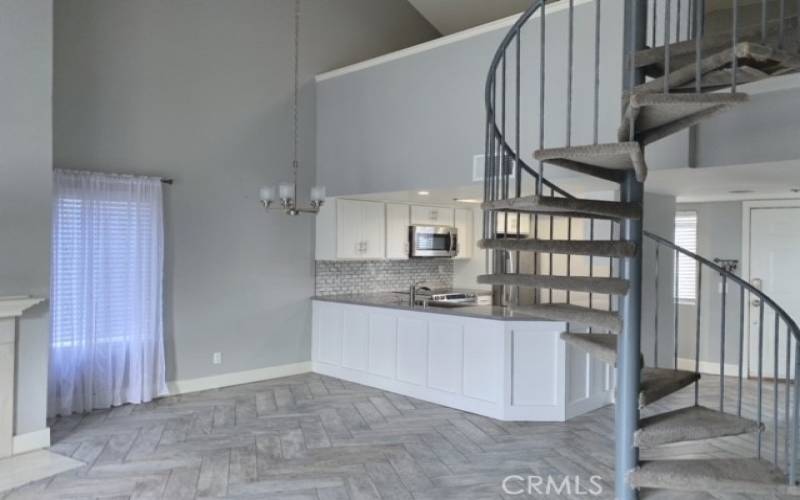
left=312, top=299, right=614, bottom=421
left=385, top=203, right=410, bottom=260
left=410, top=205, right=454, bottom=226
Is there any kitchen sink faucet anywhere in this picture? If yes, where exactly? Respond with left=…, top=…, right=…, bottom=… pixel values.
left=409, top=280, right=428, bottom=307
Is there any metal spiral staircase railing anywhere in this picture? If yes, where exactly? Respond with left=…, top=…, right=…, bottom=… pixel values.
left=480, top=1, right=800, bottom=498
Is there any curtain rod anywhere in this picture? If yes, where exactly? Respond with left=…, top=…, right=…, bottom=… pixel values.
left=55, top=168, right=174, bottom=185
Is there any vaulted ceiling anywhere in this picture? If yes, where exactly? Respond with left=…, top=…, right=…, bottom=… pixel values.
left=406, top=0, right=532, bottom=35
left=409, top=0, right=761, bottom=36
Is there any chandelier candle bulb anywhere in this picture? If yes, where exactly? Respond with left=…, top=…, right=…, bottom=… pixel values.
left=279, top=182, right=295, bottom=201
left=259, top=186, right=276, bottom=203
left=311, top=186, right=326, bottom=202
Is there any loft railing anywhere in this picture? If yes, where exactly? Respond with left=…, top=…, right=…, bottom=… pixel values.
left=483, top=0, right=800, bottom=492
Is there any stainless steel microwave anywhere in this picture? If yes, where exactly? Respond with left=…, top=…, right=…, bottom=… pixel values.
left=409, top=225, right=458, bottom=258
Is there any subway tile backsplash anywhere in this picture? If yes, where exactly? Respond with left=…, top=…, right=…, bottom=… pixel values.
left=315, top=260, right=454, bottom=296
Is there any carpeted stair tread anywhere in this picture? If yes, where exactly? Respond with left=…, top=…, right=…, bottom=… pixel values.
left=639, top=489, right=717, bottom=500
left=619, top=93, right=748, bottom=144
left=478, top=238, right=637, bottom=258
left=630, top=458, right=789, bottom=494
left=477, top=273, right=630, bottom=295
left=534, top=142, right=648, bottom=182
left=635, top=18, right=800, bottom=76
left=560, top=333, right=620, bottom=365
left=509, top=304, right=622, bottom=333
left=634, top=42, right=798, bottom=94
left=483, top=195, right=642, bottom=220
left=671, top=65, right=770, bottom=92
left=635, top=406, right=763, bottom=447
left=636, top=368, right=700, bottom=408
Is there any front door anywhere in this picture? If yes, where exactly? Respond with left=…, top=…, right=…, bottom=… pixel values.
left=747, top=205, right=800, bottom=379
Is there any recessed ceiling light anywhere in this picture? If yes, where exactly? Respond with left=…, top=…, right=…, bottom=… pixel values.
left=729, top=189, right=754, bottom=194
left=453, top=198, right=481, bottom=204
left=417, top=191, right=430, bottom=196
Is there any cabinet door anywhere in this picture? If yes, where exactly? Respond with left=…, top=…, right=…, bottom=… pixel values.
left=342, top=308, right=369, bottom=371
left=386, top=204, right=410, bottom=260
left=454, top=208, right=473, bottom=260
left=411, top=205, right=454, bottom=226
left=428, top=321, right=463, bottom=394
left=360, top=201, right=385, bottom=259
left=337, top=199, right=365, bottom=259
left=495, top=212, right=531, bottom=236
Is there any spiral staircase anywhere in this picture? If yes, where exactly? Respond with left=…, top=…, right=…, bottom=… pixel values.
left=479, top=1, right=800, bottom=498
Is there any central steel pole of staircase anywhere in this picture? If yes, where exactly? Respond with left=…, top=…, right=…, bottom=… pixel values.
left=616, top=1, right=646, bottom=499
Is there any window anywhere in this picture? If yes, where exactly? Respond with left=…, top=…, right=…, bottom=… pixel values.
left=675, top=211, right=698, bottom=303
left=50, top=169, right=167, bottom=416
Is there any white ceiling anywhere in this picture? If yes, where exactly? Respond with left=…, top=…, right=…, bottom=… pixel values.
left=407, top=0, right=532, bottom=35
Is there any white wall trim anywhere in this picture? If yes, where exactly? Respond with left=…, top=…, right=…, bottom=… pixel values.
left=315, top=0, right=595, bottom=83
left=677, top=357, right=740, bottom=377
left=166, top=362, right=312, bottom=396
left=13, top=427, right=50, bottom=455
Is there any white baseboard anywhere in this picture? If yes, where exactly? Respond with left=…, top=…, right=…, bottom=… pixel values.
left=565, top=391, right=614, bottom=421
left=13, top=427, right=50, bottom=455
left=166, top=361, right=312, bottom=395
left=677, top=358, right=740, bottom=376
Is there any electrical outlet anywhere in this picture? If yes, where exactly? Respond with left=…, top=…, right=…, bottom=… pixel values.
left=212, top=352, right=222, bottom=365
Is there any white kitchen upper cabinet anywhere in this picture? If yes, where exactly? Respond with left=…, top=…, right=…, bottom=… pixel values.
left=328, top=199, right=386, bottom=260
left=360, top=201, right=386, bottom=259
left=336, top=199, right=365, bottom=259
left=454, top=208, right=474, bottom=260
left=385, top=203, right=410, bottom=260
left=410, top=205, right=454, bottom=226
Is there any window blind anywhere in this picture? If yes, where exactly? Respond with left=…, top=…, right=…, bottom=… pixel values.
left=675, top=211, right=698, bottom=303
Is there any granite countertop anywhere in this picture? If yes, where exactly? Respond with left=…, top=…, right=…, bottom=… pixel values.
left=312, top=293, right=555, bottom=322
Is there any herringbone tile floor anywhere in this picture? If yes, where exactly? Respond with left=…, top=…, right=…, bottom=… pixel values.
left=0, top=372, right=790, bottom=499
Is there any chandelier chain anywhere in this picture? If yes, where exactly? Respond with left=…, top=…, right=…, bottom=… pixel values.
left=292, top=0, right=300, bottom=187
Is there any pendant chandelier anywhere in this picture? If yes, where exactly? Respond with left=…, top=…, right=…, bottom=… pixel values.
left=259, top=0, right=325, bottom=215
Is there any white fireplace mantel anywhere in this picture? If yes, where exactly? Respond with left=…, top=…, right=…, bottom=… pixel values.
left=0, top=295, right=45, bottom=459
left=0, top=296, right=45, bottom=320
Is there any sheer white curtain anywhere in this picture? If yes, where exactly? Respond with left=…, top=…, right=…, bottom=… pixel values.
left=49, top=169, right=167, bottom=417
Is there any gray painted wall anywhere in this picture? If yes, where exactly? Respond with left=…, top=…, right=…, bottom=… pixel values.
left=642, top=193, right=677, bottom=368
left=696, top=87, right=800, bottom=168
left=317, top=1, right=800, bottom=198
left=316, top=1, right=700, bottom=198
left=54, top=0, right=438, bottom=384
left=676, top=201, right=744, bottom=366
left=0, top=0, right=53, bottom=436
